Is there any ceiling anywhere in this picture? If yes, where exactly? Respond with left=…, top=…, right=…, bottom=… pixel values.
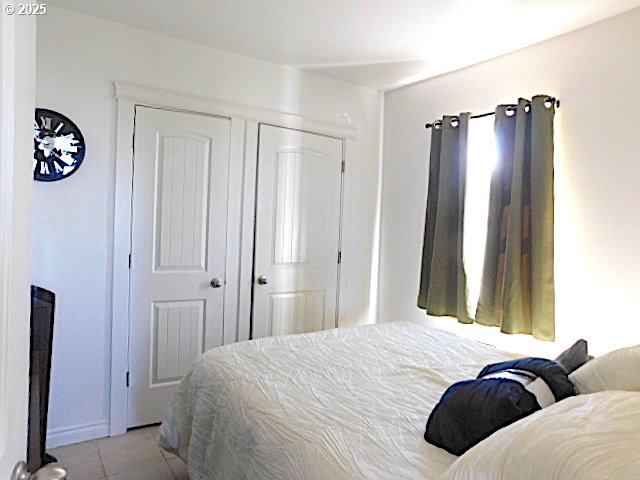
left=48, top=0, right=640, bottom=90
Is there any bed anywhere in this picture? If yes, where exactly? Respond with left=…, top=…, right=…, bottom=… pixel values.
left=158, top=321, right=513, bottom=478
left=158, top=321, right=640, bottom=480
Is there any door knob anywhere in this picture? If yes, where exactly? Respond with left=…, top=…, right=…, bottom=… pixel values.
left=10, top=462, right=29, bottom=480
left=257, top=275, right=269, bottom=285
left=210, top=278, right=223, bottom=288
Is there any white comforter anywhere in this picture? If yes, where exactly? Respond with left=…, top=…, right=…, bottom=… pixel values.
left=159, top=321, right=513, bottom=480
left=441, top=390, right=640, bottom=480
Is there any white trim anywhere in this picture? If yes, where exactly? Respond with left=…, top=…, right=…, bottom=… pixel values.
left=335, top=139, right=346, bottom=328
left=223, top=118, right=247, bottom=344
left=371, top=91, right=385, bottom=325
left=46, top=421, right=109, bottom=449
left=0, top=12, right=35, bottom=475
left=110, top=82, right=357, bottom=436
left=109, top=99, right=135, bottom=436
left=114, top=82, right=357, bottom=140
left=237, top=121, right=259, bottom=341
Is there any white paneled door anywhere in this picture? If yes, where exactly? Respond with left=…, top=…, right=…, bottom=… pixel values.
left=252, top=125, right=343, bottom=338
left=127, top=107, right=231, bottom=427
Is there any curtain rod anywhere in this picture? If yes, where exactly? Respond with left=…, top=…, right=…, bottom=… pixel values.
left=424, top=97, right=560, bottom=130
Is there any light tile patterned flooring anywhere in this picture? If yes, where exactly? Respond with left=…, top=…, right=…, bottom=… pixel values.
left=48, top=425, right=187, bottom=480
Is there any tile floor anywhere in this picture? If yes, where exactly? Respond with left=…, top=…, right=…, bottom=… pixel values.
left=48, top=425, right=187, bottom=480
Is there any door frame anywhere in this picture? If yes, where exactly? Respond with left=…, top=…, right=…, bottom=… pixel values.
left=110, top=82, right=356, bottom=435
left=0, top=11, right=36, bottom=477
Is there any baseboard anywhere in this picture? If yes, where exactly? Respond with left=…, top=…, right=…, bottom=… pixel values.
left=46, top=420, right=109, bottom=448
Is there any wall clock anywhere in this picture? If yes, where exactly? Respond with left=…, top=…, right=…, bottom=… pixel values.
left=33, top=108, right=85, bottom=182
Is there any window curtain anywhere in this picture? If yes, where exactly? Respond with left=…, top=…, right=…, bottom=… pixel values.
left=475, top=95, right=556, bottom=340
left=417, top=113, right=472, bottom=324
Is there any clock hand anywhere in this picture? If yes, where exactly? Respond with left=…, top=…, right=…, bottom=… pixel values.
left=49, top=149, right=75, bottom=166
left=35, top=135, right=77, bottom=164
left=53, top=134, right=79, bottom=153
left=37, top=139, right=53, bottom=158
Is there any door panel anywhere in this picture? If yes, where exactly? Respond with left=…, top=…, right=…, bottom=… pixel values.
left=269, top=291, right=325, bottom=336
left=155, top=134, right=210, bottom=271
left=152, top=300, right=204, bottom=384
left=128, top=107, right=230, bottom=427
left=272, top=150, right=330, bottom=265
left=253, top=125, right=343, bottom=338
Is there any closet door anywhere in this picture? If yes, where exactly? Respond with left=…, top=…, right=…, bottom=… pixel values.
left=252, top=125, right=343, bottom=338
left=127, top=106, right=231, bottom=427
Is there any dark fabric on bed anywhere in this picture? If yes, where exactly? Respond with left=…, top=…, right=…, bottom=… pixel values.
left=477, top=357, right=575, bottom=400
left=424, top=357, right=575, bottom=455
left=554, top=338, right=590, bottom=373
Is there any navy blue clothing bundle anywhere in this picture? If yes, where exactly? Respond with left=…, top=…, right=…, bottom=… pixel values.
left=424, top=357, right=576, bottom=455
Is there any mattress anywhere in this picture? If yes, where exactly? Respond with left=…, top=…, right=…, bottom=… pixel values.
left=159, top=321, right=514, bottom=479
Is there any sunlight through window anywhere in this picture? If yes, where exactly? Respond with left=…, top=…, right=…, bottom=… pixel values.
left=464, top=116, right=497, bottom=319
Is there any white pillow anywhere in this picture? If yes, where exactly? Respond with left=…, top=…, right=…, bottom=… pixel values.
left=569, top=344, right=640, bottom=393
left=440, top=391, right=640, bottom=480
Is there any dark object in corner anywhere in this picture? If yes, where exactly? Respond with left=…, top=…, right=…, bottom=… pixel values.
left=424, top=357, right=575, bottom=456
left=554, top=339, right=590, bottom=373
left=27, top=286, right=58, bottom=472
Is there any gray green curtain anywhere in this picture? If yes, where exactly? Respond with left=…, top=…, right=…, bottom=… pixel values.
left=418, top=113, right=471, bottom=324
left=475, top=95, right=556, bottom=340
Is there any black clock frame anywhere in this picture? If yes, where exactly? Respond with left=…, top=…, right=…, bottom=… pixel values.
left=33, top=108, right=86, bottom=182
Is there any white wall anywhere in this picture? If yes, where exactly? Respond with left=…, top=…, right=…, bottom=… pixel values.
left=380, top=8, right=640, bottom=358
left=34, top=7, right=379, bottom=446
